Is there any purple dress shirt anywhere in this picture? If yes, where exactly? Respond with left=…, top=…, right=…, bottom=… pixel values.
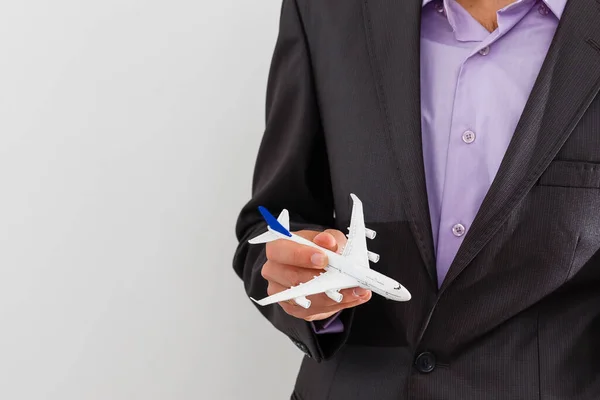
left=314, top=0, right=566, bottom=334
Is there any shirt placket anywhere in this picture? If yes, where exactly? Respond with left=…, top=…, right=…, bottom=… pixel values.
left=434, top=0, right=537, bottom=286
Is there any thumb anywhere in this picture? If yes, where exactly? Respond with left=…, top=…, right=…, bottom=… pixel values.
left=313, top=229, right=347, bottom=254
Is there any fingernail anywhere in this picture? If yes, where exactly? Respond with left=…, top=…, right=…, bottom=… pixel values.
left=311, top=253, right=326, bottom=267
left=353, top=287, right=368, bottom=297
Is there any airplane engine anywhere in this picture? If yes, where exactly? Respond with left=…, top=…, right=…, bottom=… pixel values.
left=325, top=290, right=343, bottom=303
left=367, top=251, right=380, bottom=263
left=294, top=296, right=311, bottom=309
left=346, top=227, right=377, bottom=239
left=365, top=228, right=377, bottom=239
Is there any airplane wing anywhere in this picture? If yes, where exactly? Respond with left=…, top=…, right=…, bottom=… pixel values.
left=251, top=270, right=358, bottom=307
left=341, top=193, right=370, bottom=268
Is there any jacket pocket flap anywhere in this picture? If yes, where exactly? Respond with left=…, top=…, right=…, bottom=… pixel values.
left=538, top=160, right=600, bottom=188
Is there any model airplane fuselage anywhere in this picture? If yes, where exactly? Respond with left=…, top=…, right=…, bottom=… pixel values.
left=248, top=194, right=411, bottom=309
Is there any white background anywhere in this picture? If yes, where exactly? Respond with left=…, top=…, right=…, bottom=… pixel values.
left=0, top=1, right=302, bottom=399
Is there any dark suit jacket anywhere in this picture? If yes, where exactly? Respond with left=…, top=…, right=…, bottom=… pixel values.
left=233, top=0, right=600, bottom=398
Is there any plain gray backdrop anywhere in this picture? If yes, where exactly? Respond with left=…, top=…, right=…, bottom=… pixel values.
left=0, top=1, right=302, bottom=399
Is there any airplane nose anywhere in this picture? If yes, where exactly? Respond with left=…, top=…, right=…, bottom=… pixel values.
left=394, top=287, right=411, bottom=301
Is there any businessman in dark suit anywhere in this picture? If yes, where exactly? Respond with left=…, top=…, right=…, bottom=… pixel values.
left=234, top=0, right=600, bottom=398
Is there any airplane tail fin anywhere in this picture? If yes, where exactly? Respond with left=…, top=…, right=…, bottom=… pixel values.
left=276, top=209, right=290, bottom=231
left=258, top=206, right=292, bottom=237
left=248, top=207, right=292, bottom=244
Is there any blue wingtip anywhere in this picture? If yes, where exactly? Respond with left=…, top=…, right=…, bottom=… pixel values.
left=258, top=206, right=292, bottom=237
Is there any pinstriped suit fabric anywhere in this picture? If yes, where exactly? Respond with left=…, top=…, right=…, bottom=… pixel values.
left=233, top=0, right=600, bottom=398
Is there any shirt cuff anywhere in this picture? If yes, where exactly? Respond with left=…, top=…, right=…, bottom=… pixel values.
left=311, top=311, right=344, bottom=334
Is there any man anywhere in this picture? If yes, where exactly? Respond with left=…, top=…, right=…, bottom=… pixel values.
left=233, top=0, right=600, bottom=398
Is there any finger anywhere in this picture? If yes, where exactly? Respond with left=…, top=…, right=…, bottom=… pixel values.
left=312, top=229, right=347, bottom=253
left=293, top=230, right=322, bottom=242
left=267, top=281, right=284, bottom=296
left=266, top=239, right=328, bottom=269
left=261, top=261, right=325, bottom=288
left=312, top=231, right=337, bottom=252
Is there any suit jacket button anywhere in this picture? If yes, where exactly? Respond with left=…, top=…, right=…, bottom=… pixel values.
left=415, top=352, right=436, bottom=373
left=291, top=338, right=311, bottom=357
left=299, top=343, right=312, bottom=357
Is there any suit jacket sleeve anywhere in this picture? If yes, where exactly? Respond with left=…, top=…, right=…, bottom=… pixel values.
left=232, top=0, right=354, bottom=362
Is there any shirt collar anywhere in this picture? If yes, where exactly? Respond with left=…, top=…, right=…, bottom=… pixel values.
left=421, top=0, right=567, bottom=19
left=542, top=0, right=567, bottom=18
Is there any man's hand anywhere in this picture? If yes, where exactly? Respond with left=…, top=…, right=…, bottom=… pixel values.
left=261, top=229, right=372, bottom=322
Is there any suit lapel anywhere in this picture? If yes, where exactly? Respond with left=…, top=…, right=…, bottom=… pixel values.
left=440, top=0, right=600, bottom=292
left=361, top=0, right=438, bottom=286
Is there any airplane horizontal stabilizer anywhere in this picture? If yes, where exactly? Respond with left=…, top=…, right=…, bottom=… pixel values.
left=248, top=231, right=279, bottom=244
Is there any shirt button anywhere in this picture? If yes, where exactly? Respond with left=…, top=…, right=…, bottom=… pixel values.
left=538, top=4, right=550, bottom=15
left=452, top=223, right=466, bottom=237
left=462, top=130, right=476, bottom=144
left=415, top=352, right=436, bottom=373
left=434, top=2, right=445, bottom=13
left=479, top=46, right=490, bottom=56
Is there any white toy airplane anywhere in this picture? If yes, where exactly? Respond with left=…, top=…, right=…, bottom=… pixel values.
left=248, top=193, right=411, bottom=309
